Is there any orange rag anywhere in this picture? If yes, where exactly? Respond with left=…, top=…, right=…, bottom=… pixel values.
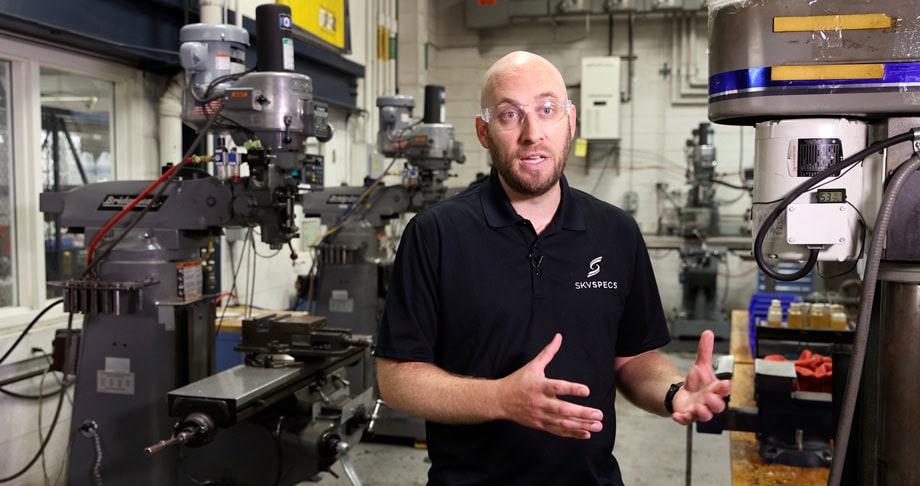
left=764, top=349, right=833, bottom=393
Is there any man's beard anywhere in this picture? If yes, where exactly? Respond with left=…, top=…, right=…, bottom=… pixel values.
left=488, top=127, right=571, bottom=197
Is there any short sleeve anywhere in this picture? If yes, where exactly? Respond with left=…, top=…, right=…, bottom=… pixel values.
left=374, top=216, right=441, bottom=363
left=614, top=223, right=671, bottom=356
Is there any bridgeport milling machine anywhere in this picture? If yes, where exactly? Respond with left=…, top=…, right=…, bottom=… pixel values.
left=659, top=123, right=734, bottom=341
left=39, top=5, right=373, bottom=485
left=300, top=84, right=465, bottom=441
left=702, top=1, right=920, bottom=485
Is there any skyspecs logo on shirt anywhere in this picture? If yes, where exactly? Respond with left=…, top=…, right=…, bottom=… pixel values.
left=575, top=256, right=618, bottom=290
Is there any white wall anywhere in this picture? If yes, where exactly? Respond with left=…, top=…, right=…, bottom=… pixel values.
left=421, top=1, right=760, bottom=321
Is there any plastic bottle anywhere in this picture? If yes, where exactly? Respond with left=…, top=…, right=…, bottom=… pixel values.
left=766, top=299, right=783, bottom=328
left=810, top=303, right=828, bottom=329
left=830, top=304, right=848, bottom=330
left=228, top=147, right=240, bottom=181
left=214, top=149, right=226, bottom=181
left=820, top=303, right=834, bottom=329
left=62, top=250, right=73, bottom=277
left=787, top=302, right=803, bottom=329
left=800, top=302, right=811, bottom=328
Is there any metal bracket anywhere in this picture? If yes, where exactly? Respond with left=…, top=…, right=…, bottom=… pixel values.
left=49, top=278, right=157, bottom=315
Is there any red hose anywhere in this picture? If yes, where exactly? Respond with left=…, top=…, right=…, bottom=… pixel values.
left=85, top=156, right=208, bottom=267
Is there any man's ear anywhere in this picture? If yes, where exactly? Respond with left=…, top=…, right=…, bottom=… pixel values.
left=569, top=104, right=577, bottom=140
left=475, top=116, right=490, bottom=149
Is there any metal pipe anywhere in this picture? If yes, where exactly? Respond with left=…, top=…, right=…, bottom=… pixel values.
left=607, top=14, right=613, bottom=56
left=829, top=152, right=920, bottom=485
left=669, top=13, right=706, bottom=105
left=507, top=10, right=703, bottom=24
left=158, top=75, right=184, bottom=167
left=878, top=276, right=920, bottom=485
left=199, top=0, right=223, bottom=25
left=685, top=424, right=692, bottom=486
left=685, top=14, right=707, bottom=88
left=623, top=10, right=633, bottom=103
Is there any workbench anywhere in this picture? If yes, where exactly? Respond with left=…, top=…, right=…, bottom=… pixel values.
left=728, top=310, right=829, bottom=485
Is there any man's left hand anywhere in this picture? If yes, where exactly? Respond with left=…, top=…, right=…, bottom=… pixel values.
left=670, top=329, right=732, bottom=425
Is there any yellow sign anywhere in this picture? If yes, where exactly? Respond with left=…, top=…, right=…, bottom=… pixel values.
left=771, top=63, right=884, bottom=81
left=774, top=13, right=891, bottom=33
left=574, top=138, right=588, bottom=158
left=278, top=0, right=346, bottom=50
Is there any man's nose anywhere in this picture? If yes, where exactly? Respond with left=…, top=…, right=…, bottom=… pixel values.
left=519, top=113, right=544, bottom=142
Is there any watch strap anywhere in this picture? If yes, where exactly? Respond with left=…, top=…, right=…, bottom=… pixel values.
left=664, top=381, right=685, bottom=414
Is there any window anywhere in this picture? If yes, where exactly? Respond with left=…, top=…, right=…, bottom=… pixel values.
left=0, top=33, right=153, bottom=323
left=41, top=69, right=115, bottom=294
left=0, top=61, right=12, bottom=306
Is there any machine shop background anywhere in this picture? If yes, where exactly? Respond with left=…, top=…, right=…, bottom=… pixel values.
left=0, top=0, right=801, bottom=484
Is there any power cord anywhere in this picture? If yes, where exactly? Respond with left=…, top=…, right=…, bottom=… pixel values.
left=0, top=300, right=63, bottom=366
left=78, top=420, right=104, bottom=486
left=0, top=312, right=74, bottom=484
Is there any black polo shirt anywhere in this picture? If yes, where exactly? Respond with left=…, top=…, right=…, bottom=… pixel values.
left=375, top=169, right=670, bottom=486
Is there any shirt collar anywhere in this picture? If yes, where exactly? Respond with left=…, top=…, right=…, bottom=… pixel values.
left=480, top=168, right=586, bottom=232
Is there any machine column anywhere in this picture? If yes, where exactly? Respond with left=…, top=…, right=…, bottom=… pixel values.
left=877, top=270, right=920, bottom=485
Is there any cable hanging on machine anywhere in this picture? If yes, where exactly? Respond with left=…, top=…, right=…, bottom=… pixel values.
left=0, top=299, right=63, bottom=366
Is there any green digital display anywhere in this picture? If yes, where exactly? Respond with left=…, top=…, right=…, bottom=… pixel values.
left=816, top=189, right=846, bottom=204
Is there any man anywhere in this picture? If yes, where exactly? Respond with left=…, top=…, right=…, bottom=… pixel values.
left=374, top=50, right=731, bottom=485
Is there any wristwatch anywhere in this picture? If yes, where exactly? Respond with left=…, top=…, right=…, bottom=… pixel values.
left=664, top=381, right=684, bottom=414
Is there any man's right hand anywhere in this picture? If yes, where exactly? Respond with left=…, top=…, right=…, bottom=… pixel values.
left=497, top=333, right=604, bottom=439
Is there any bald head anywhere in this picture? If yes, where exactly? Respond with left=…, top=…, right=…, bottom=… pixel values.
left=480, top=51, right=568, bottom=108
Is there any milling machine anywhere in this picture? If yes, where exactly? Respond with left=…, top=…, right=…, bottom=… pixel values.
left=702, top=1, right=920, bottom=484
left=295, top=84, right=465, bottom=443
left=300, top=84, right=465, bottom=392
left=38, top=5, right=372, bottom=485
left=658, top=122, right=739, bottom=340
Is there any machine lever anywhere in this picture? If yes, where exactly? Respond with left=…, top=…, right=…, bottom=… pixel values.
left=336, top=440, right=363, bottom=486
left=366, top=398, right=383, bottom=434
left=143, top=430, right=193, bottom=457
left=144, top=412, right=216, bottom=457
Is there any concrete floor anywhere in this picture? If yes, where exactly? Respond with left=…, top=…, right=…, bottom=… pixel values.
left=306, top=350, right=732, bottom=486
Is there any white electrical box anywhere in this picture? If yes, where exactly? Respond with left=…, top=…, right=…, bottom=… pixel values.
left=579, top=56, right=621, bottom=140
